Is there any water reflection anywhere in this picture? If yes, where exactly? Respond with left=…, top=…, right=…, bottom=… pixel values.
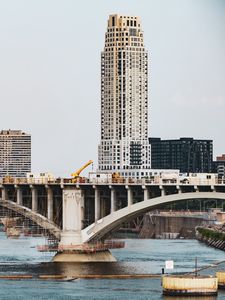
left=1, top=237, right=225, bottom=299
left=59, top=262, right=124, bottom=277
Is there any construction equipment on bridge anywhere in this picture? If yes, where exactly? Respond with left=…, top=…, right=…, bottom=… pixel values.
left=112, top=172, right=125, bottom=183
left=71, top=160, right=93, bottom=183
left=3, top=176, right=14, bottom=184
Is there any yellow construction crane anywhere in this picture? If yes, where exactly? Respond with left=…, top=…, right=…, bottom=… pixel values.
left=71, top=160, right=93, bottom=182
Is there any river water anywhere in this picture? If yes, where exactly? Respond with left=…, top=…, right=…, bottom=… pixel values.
left=0, top=232, right=225, bottom=299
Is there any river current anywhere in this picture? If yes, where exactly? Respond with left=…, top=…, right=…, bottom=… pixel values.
left=0, top=232, right=225, bottom=299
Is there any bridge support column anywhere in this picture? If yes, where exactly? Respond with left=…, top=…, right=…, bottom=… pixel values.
left=160, top=186, right=165, bottom=197
left=94, top=187, right=101, bottom=221
left=16, top=187, right=23, bottom=206
left=143, top=187, right=149, bottom=201
left=47, top=187, right=53, bottom=221
left=176, top=186, right=182, bottom=194
left=127, top=187, right=133, bottom=207
left=194, top=186, right=199, bottom=192
left=31, top=186, right=38, bottom=212
left=59, top=188, right=84, bottom=246
left=0, top=187, right=8, bottom=200
left=110, top=187, right=116, bottom=213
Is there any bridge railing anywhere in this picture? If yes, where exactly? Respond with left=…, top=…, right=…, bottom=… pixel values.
left=0, top=177, right=225, bottom=186
left=0, top=177, right=64, bottom=185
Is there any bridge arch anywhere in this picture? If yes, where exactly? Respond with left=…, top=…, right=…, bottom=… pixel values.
left=0, top=200, right=60, bottom=239
left=82, top=192, right=225, bottom=243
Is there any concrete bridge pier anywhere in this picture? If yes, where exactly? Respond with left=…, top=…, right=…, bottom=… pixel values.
left=194, top=185, right=199, bottom=192
left=126, top=186, right=133, bottom=207
left=53, top=187, right=116, bottom=262
left=94, top=187, right=101, bottom=221
left=143, top=186, right=150, bottom=201
left=1, top=187, right=8, bottom=200
left=54, top=188, right=84, bottom=262
left=110, top=186, right=116, bottom=213
left=160, top=186, right=166, bottom=197
left=177, top=186, right=182, bottom=194
left=46, top=186, right=53, bottom=221
left=15, top=186, right=23, bottom=206
left=59, top=188, right=84, bottom=246
left=31, top=186, right=38, bottom=212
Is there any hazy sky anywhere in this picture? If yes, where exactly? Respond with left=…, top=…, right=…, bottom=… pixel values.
left=0, top=0, right=225, bottom=176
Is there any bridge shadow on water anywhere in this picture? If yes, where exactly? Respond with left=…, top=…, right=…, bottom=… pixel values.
left=0, top=261, right=149, bottom=277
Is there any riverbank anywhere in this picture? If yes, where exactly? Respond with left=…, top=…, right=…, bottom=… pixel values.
left=196, top=226, right=225, bottom=251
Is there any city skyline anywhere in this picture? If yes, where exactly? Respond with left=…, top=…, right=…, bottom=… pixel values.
left=0, top=0, right=224, bottom=176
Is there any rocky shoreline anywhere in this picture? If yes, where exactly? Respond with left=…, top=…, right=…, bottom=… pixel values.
left=196, top=226, right=225, bottom=251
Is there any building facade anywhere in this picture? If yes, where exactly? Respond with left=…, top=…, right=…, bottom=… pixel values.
left=213, top=154, right=225, bottom=178
left=0, top=130, right=31, bottom=177
left=149, top=137, right=213, bottom=173
left=98, top=15, right=150, bottom=171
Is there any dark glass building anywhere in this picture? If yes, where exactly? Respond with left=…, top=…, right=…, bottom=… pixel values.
left=149, top=137, right=213, bottom=173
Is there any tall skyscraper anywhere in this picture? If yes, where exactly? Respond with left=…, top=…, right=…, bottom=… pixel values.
left=0, top=130, right=31, bottom=177
left=98, top=15, right=150, bottom=171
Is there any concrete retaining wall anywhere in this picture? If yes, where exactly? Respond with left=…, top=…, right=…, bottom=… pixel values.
left=140, top=215, right=209, bottom=239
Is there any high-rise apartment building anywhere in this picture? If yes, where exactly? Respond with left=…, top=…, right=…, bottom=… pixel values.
left=98, top=14, right=150, bottom=171
left=0, top=130, right=31, bottom=177
left=149, top=137, right=213, bottom=173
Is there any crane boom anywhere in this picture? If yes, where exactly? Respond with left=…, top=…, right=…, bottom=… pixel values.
left=71, top=160, right=93, bottom=178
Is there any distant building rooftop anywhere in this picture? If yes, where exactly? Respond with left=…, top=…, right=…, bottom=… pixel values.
left=149, top=137, right=213, bottom=142
left=217, top=154, right=225, bottom=161
left=0, top=129, right=28, bottom=135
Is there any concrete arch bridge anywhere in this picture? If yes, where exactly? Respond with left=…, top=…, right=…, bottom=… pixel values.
left=0, top=178, right=225, bottom=260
